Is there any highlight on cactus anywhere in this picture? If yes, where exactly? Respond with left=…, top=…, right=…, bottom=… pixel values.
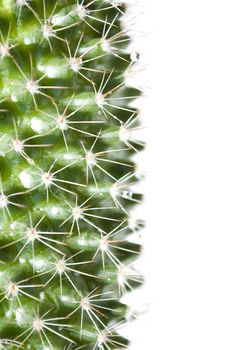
left=0, top=0, right=144, bottom=348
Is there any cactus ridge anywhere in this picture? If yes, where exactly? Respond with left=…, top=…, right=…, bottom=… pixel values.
left=0, top=0, right=144, bottom=349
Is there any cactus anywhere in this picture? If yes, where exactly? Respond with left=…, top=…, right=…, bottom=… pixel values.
left=0, top=1, right=143, bottom=349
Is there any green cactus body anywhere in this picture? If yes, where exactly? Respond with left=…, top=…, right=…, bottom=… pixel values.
left=0, top=1, right=143, bottom=349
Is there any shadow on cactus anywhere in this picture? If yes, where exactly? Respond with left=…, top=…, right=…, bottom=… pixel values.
left=0, top=0, right=144, bottom=349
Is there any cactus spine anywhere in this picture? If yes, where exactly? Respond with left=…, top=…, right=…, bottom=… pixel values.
left=0, top=1, right=143, bottom=349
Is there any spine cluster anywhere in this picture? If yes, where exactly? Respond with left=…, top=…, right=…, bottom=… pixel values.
left=0, top=1, right=144, bottom=349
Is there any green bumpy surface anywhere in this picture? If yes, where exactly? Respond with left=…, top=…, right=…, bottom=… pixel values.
left=0, top=1, right=143, bottom=349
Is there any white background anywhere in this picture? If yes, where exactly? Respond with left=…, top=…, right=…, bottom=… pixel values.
left=122, top=1, right=234, bottom=349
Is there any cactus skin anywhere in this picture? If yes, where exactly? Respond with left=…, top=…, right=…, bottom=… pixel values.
left=0, top=1, right=143, bottom=349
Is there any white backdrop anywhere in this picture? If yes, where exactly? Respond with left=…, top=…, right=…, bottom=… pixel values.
left=121, top=1, right=234, bottom=349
